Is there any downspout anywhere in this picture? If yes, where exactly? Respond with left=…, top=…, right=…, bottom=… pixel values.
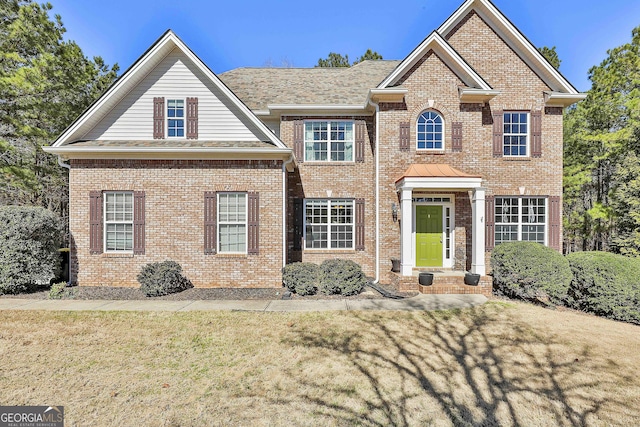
left=57, top=156, right=71, bottom=284
left=282, top=154, right=295, bottom=269
left=367, top=100, right=381, bottom=284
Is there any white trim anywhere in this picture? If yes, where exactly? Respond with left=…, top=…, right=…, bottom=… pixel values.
left=165, top=98, right=186, bottom=139
left=51, top=31, right=287, bottom=150
left=438, top=0, right=582, bottom=95
left=494, top=196, right=548, bottom=246
left=103, top=191, right=134, bottom=254
left=416, top=110, right=445, bottom=152
left=544, top=91, right=588, bottom=107
left=396, top=176, right=483, bottom=191
left=502, top=111, right=530, bottom=158
left=303, top=120, right=356, bottom=163
left=217, top=192, right=248, bottom=255
left=378, top=31, right=493, bottom=90
left=303, top=199, right=356, bottom=251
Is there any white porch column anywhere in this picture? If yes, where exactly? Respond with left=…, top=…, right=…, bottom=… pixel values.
left=471, top=187, right=486, bottom=276
left=400, top=187, right=413, bottom=276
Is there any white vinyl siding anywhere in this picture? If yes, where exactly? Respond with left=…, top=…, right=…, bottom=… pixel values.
left=84, top=48, right=263, bottom=141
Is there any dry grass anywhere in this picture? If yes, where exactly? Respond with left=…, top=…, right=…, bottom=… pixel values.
left=0, top=302, right=638, bottom=426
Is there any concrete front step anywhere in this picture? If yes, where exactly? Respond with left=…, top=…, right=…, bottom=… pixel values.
left=389, top=272, right=492, bottom=297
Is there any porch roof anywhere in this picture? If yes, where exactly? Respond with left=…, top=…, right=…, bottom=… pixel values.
left=395, top=164, right=483, bottom=191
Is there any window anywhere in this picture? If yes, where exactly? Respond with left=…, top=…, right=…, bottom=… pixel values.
left=305, top=199, right=354, bottom=249
left=417, top=111, right=443, bottom=150
left=104, top=192, right=133, bottom=252
left=167, top=99, right=185, bottom=137
left=218, top=193, right=247, bottom=253
left=304, top=121, right=354, bottom=161
left=495, top=197, right=546, bottom=245
left=503, top=112, right=528, bottom=156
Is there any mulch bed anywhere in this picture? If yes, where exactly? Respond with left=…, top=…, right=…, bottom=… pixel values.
left=0, top=283, right=417, bottom=301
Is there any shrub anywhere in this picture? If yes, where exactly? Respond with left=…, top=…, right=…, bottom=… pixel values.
left=137, top=260, right=193, bottom=297
left=566, top=252, right=640, bottom=324
left=0, top=206, right=62, bottom=294
left=319, top=259, right=367, bottom=296
left=48, top=282, right=67, bottom=300
left=282, top=262, right=319, bottom=296
left=491, top=242, right=571, bottom=304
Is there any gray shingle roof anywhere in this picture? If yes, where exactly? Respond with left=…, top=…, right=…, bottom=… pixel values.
left=219, top=60, right=401, bottom=111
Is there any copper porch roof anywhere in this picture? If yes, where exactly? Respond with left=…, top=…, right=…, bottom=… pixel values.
left=396, top=164, right=482, bottom=183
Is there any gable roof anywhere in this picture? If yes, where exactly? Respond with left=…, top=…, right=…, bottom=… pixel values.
left=219, top=60, right=400, bottom=113
left=378, top=31, right=493, bottom=91
left=438, top=0, right=581, bottom=95
left=46, top=30, right=289, bottom=153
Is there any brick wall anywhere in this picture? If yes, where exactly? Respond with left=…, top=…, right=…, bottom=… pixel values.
left=69, top=159, right=284, bottom=288
left=280, top=116, right=376, bottom=276
left=377, top=11, right=564, bottom=282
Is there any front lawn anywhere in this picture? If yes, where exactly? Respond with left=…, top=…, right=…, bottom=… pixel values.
left=0, top=302, right=638, bottom=426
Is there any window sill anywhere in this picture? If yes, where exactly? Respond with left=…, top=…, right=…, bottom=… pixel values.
left=302, top=161, right=357, bottom=166
left=101, top=252, right=134, bottom=258
left=303, top=249, right=357, bottom=254
left=416, top=150, right=445, bottom=155
left=502, top=157, right=532, bottom=161
left=215, top=253, right=248, bottom=258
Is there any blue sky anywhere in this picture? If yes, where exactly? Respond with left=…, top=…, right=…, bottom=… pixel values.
left=52, top=0, right=640, bottom=92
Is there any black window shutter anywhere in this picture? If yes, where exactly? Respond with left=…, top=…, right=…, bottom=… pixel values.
left=248, top=192, right=259, bottom=255
left=492, top=110, right=503, bottom=157
left=293, top=199, right=303, bottom=250
left=204, top=192, right=217, bottom=254
left=399, top=122, right=410, bottom=151
left=485, top=195, right=495, bottom=251
left=133, top=191, right=145, bottom=255
left=355, top=120, right=366, bottom=162
left=153, top=97, right=165, bottom=139
left=355, top=198, right=365, bottom=251
left=531, top=110, right=542, bottom=157
left=293, top=120, right=304, bottom=162
left=548, top=196, right=561, bottom=251
left=89, top=191, right=103, bottom=254
left=452, top=121, right=463, bottom=152
left=186, top=97, right=198, bottom=139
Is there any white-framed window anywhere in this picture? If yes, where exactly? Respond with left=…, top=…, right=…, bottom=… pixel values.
left=104, top=191, right=133, bottom=252
left=503, top=112, right=529, bottom=156
left=417, top=111, right=444, bottom=150
left=218, top=193, right=247, bottom=253
left=304, top=121, right=354, bottom=161
left=495, top=197, right=547, bottom=245
left=304, top=199, right=354, bottom=249
left=167, top=99, right=185, bottom=138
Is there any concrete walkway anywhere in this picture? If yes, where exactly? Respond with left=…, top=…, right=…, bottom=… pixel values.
left=0, top=294, right=487, bottom=312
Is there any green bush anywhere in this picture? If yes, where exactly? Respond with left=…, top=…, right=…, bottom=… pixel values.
left=319, top=259, right=366, bottom=296
left=490, top=242, right=571, bottom=304
left=137, top=260, right=193, bottom=297
left=0, top=206, right=62, bottom=294
left=48, top=282, right=67, bottom=300
left=566, top=252, right=640, bottom=324
left=282, top=262, right=319, bottom=296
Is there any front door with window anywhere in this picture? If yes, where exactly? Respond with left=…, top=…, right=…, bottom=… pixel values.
left=415, top=205, right=443, bottom=267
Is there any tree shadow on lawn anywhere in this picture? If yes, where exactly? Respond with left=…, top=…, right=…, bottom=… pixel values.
left=278, top=303, right=635, bottom=426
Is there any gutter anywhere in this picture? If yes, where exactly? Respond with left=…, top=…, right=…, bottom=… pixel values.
left=367, top=99, right=381, bottom=285
left=282, top=155, right=295, bottom=270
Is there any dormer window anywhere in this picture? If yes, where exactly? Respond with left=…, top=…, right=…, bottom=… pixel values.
left=167, top=99, right=185, bottom=138
left=417, top=111, right=444, bottom=150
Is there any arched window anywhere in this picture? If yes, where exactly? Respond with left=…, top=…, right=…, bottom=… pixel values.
left=417, top=111, right=444, bottom=150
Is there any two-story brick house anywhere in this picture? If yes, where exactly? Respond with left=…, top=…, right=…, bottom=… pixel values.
left=44, top=0, right=585, bottom=293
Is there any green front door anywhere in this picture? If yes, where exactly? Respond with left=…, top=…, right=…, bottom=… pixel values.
left=416, top=206, right=443, bottom=267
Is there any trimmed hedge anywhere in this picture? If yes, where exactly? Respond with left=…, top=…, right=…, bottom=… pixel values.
left=137, top=260, right=193, bottom=297
left=282, top=259, right=367, bottom=296
left=491, top=242, right=571, bottom=304
left=566, top=252, right=640, bottom=324
left=282, top=262, right=319, bottom=296
left=0, top=206, right=62, bottom=294
left=319, top=259, right=366, bottom=296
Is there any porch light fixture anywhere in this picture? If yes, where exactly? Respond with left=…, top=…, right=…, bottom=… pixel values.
left=391, top=203, right=398, bottom=222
